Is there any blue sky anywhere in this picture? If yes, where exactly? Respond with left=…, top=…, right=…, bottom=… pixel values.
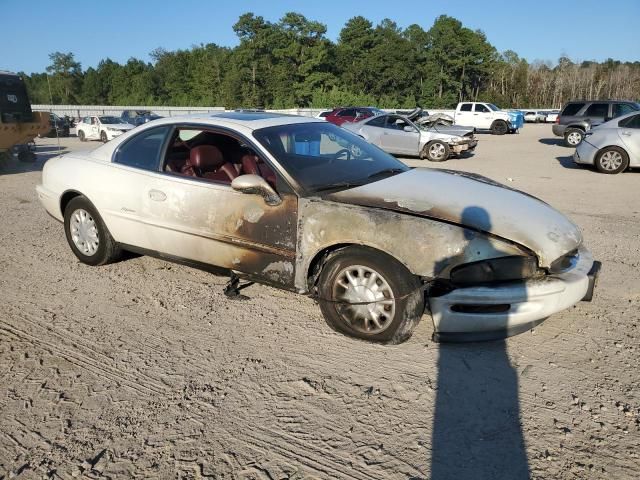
left=3, top=0, right=639, bottom=73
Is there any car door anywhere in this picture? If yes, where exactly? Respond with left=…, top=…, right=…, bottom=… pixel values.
left=142, top=127, right=299, bottom=289
left=618, top=114, right=640, bottom=163
left=358, top=115, right=387, bottom=147
left=583, top=103, right=609, bottom=128
left=474, top=104, right=494, bottom=129
left=88, top=116, right=100, bottom=139
left=379, top=115, right=420, bottom=155
left=96, top=125, right=173, bottom=250
left=455, top=103, right=474, bottom=127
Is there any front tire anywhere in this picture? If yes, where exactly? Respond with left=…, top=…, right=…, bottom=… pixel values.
left=100, top=131, right=108, bottom=143
left=64, top=196, right=121, bottom=266
left=423, top=140, right=450, bottom=162
left=491, top=120, right=508, bottom=135
left=317, top=246, right=424, bottom=344
left=595, top=146, right=629, bottom=174
left=564, top=128, right=584, bottom=147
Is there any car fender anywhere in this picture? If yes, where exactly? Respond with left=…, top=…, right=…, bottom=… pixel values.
left=295, top=197, right=528, bottom=293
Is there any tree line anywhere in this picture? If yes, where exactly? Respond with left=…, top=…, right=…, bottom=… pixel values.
left=21, top=13, right=640, bottom=110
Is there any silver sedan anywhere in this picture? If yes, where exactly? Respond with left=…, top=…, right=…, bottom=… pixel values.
left=574, top=111, right=640, bottom=174
left=343, top=114, right=477, bottom=162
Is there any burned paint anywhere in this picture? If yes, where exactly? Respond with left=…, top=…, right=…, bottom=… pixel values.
left=243, top=204, right=265, bottom=223
left=294, top=197, right=527, bottom=292
left=262, top=261, right=294, bottom=284
left=327, top=168, right=583, bottom=267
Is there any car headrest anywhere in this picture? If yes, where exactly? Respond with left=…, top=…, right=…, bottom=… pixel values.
left=188, top=145, right=224, bottom=171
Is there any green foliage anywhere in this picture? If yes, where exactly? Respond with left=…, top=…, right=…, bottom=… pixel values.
left=21, top=13, right=640, bottom=109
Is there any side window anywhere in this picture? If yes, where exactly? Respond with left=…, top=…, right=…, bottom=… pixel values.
left=475, top=104, right=490, bottom=113
left=619, top=114, right=640, bottom=129
left=367, top=116, right=386, bottom=127
left=82, top=116, right=90, bottom=124
left=385, top=116, right=412, bottom=130
left=460, top=103, right=473, bottom=112
left=561, top=103, right=585, bottom=116
left=584, top=103, right=609, bottom=117
left=114, top=126, right=170, bottom=171
left=338, top=108, right=356, bottom=117
left=613, top=103, right=637, bottom=118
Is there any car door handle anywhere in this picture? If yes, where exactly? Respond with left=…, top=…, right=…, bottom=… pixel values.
left=621, top=131, right=631, bottom=136
left=149, top=189, right=167, bottom=201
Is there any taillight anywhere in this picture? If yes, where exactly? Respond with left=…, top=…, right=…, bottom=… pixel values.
left=555, top=116, right=560, bottom=124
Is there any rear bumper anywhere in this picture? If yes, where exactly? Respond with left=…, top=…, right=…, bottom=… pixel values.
left=574, top=140, right=597, bottom=165
left=429, top=246, right=596, bottom=342
left=552, top=124, right=566, bottom=137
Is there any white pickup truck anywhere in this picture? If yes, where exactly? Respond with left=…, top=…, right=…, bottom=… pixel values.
left=452, top=102, right=524, bottom=135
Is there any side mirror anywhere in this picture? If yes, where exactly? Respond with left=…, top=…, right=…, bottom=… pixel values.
left=403, top=126, right=415, bottom=132
left=231, top=174, right=282, bottom=206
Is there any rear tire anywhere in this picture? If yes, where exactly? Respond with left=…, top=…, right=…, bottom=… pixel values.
left=594, top=146, right=629, bottom=174
left=317, top=246, right=424, bottom=344
left=78, top=130, right=86, bottom=142
left=64, top=196, right=121, bottom=266
left=100, top=131, right=108, bottom=143
left=491, top=120, right=508, bottom=135
left=564, top=128, right=584, bottom=147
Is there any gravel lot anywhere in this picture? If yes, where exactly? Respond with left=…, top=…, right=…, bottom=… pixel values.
left=1, top=124, right=639, bottom=479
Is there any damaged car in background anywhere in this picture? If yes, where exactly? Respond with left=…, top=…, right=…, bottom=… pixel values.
left=36, top=112, right=599, bottom=344
left=343, top=112, right=477, bottom=161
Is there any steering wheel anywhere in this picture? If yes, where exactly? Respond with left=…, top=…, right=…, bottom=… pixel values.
left=334, top=148, right=351, bottom=161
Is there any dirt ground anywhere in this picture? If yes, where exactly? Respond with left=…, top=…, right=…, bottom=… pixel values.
left=1, top=124, right=639, bottom=479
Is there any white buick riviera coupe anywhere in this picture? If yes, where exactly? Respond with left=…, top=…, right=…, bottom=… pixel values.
left=36, top=112, right=600, bottom=343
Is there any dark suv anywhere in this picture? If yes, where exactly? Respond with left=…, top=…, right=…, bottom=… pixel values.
left=553, top=100, right=640, bottom=147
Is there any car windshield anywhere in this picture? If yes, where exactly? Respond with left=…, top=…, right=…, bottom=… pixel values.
left=487, top=104, right=501, bottom=111
left=253, top=122, right=408, bottom=193
left=99, top=116, right=122, bottom=124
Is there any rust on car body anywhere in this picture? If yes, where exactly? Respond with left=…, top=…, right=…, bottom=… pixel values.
left=293, top=197, right=527, bottom=292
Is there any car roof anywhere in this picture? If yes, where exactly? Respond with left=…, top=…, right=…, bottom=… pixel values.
left=141, top=111, right=322, bottom=131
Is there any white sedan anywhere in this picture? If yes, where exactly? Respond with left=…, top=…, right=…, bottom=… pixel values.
left=36, top=112, right=599, bottom=343
left=76, top=115, right=134, bottom=143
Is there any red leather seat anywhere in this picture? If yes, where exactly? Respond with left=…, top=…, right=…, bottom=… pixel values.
left=181, top=145, right=238, bottom=183
left=241, top=153, right=277, bottom=187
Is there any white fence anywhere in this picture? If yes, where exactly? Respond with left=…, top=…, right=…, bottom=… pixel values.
left=31, top=105, right=331, bottom=119
left=31, top=105, right=461, bottom=120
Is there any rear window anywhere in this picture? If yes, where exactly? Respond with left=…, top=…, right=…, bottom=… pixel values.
left=613, top=103, right=638, bottom=118
left=459, top=103, right=473, bottom=112
left=584, top=103, right=609, bottom=117
left=561, top=103, right=585, bottom=116
left=619, top=114, right=640, bottom=129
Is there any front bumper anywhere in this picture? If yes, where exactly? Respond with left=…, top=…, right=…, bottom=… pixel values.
left=36, top=184, right=63, bottom=222
left=450, top=138, right=478, bottom=154
left=429, top=245, right=596, bottom=342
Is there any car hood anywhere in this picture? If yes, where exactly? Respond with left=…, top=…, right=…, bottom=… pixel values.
left=327, top=168, right=582, bottom=267
left=420, top=125, right=473, bottom=137
left=106, top=123, right=134, bottom=129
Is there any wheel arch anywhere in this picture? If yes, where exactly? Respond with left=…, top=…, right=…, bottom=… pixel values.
left=304, top=242, right=414, bottom=293
left=60, top=189, right=85, bottom=217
